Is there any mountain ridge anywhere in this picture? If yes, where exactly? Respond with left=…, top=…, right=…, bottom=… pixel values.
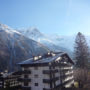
left=17, top=26, right=90, bottom=59
left=0, top=23, right=49, bottom=71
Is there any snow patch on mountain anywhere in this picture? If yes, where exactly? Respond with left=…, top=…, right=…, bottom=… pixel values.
left=0, top=23, right=21, bottom=35
left=17, top=26, right=90, bottom=59
left=17, top=27, right=76, bottom=52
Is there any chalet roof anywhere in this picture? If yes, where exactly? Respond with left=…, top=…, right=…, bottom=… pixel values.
left=18, top=52, right=74, bottom=65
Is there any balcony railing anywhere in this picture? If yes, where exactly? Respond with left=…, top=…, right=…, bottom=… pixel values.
left=60, top=74, right=73, bottom=80
left=65, top=71, right=73, bottom=75
left=60, top=63, right=72, bottom=67
left=43, top=88, right=51, bottom=90
left=62, top=77, right=74, bottom=85
left=62, top=73, right=73, bottom=78
left=43, top=77, right=59, bottom=83
left=22, top=86, right=31, bottom=90
left=61, top=69, right=73, bottom=74
left=43, top=69, right=58, bottom=74
left=18, top=78, right=31, bottom=82
left=21, top=70, right=31, bottom=74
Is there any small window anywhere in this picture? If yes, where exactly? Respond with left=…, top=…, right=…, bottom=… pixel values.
left=24, top=82, right=28, bottom=86
left=35, top=83, right=38, bottom=86
left=34, top=67, right=38, bottom=70
left=24, top=75, right=28, bottom=78
left=24, top=67, right=29, bottom=70
left=34, top=74, right=38, bottom=78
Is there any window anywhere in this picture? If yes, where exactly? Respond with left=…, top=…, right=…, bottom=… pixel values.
left=35, top=83, right=38, bottom=86
left=24, top=67, right=29, bottom=70
left=34, top=74, right=38, bottom=78
left=24, top=82, right=28, bottom=86
left=24, top=75, right=28, bottom=78
left=34, top=67, right=38, bottom=70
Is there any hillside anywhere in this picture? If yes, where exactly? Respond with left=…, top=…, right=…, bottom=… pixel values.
left=0, top=23, right=49, bottom=71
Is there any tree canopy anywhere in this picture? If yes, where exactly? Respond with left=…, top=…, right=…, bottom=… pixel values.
left=74, top=32, right=90, bottom=68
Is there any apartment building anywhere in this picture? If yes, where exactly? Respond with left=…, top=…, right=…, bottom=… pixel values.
left=0, top=71, right=21, bottom=88
left=18, top=52, right=74, bottom=90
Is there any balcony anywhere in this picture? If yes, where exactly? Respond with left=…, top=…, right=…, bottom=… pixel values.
left=61, top=75, right=73, bottom=82
left=62, top=77, right=74, bottom=85
left=18, top=78, right=31, bottom=82
left=65, top=71, right=73, bottom=75
left=43, top=88, right=51, bottom=90
left=21, top=70, right=31, bottom=74
left=60, top=75, right=67, bottom=80
left=60, top=63, right=72, bottom=67
left=22, top=86, right=31, bottom=90
left=43, top=77, right=59, bottom=83
left=61, top=67, right=73, bottom=70
left=60, top=72, right=73, bottom=78
left=43, top=69, right=58, bottom=74
left=61, top=69, right=73, bottom=74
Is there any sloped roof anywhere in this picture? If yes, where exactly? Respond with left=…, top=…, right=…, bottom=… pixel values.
left=18, top=52, right=74, bottom=65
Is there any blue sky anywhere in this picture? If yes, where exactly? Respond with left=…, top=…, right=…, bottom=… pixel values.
left=0, top=0, right=90, bottom=35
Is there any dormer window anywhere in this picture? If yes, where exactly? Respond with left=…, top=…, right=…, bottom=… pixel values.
left=4, top=70, right=8, bottom=73
left=34, top=56, right=39, bottom=61
left=39, top=55, right=42, bottom=59
left=63, top=62, right=67, bottom=64
left=55, top=57, right=61, bottom=62
left=34, top=55, right=42, bottom=61
left=51, top=53, right=56, bottom=56
left=48, top=52, right=50, bottom=55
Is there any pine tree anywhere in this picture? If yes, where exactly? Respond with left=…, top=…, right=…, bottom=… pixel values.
left=74, top=32, right=90, bottom=68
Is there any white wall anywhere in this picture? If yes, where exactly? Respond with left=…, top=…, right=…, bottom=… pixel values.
left=22, top=66, right=50, bottom=90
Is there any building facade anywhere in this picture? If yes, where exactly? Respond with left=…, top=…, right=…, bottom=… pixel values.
left=19, top=52, right=74, bottom=90
left=0, top=71, right=21, bottom=89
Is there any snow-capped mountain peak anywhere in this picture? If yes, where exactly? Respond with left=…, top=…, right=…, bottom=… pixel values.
left=0, top=23, right=11, bottom=30
left=26, top=27, right=43, bottom=36
left=0, top=23, right=21, bottom=35
left=17, top=27, right=45, bottom=40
